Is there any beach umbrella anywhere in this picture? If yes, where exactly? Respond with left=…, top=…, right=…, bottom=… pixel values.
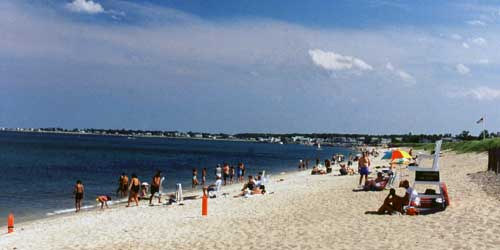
left=381, top=149, right=412, bottom=161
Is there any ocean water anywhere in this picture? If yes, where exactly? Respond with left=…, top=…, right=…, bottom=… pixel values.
left=0, top=131, right=351, bottom=225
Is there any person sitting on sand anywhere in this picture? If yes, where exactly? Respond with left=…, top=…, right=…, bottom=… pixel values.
left=127, top=174, right=140, bottom=207
left=97, top=195, right=112, bottom=209
left=377, top=180, right=416, bottom=214
left=251, top=184, right=266, bottom=195
left=74, top=180, right=84, bottom=212
left=363, top=172, right=388, bottom=191
left=150, top=171, right=162, bottom=205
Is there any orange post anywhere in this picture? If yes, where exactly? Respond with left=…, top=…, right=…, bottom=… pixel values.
left=7, top=213, right=14, bottom=233
left=202, top=194, right=208, bottom=216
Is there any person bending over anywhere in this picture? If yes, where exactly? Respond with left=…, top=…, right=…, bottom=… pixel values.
left=97, top=195, right=112, bottom=209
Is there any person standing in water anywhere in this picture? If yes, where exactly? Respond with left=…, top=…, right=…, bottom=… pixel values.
left=127, top=174, right=140, bottom=207
left=74, top=180, right=84, bottom=212
left=116, top=173, right=129, bottom=198
left=149, top=171, right=162, bottom=205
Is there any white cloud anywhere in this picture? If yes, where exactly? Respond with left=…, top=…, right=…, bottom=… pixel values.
left=308, top=49, right=373, bottom=72
left=462, top=42, right=470, bottom=48
left=466, top=20, right=486, bottom=26
left=477, top=59, right=490, bottom=64
left=66, top=0, right=104, bottom=14
left=471, top=37, right=487, bottom=46
left=385, top=62, right=395, bottom=71
left=385, top=62, right=416, bottom=84
left=451, top=34, right=462, bottom=40
left=448, top=87, right=500, bottom=100
left=456, top=64, right=470, bottom=75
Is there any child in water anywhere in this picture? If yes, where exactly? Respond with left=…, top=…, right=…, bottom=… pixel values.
left=96, top=195, right=112, bottom=209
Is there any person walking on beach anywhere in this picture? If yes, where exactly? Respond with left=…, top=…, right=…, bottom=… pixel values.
left=117, top=173, right=129, bottom=197
left=202, top=167, right=207, bottom=186
left=192, top=168, right=199, bottom=189
left=149, top=171, right=162, bottom=205
left=73, top=180, right=84, bottom=212
left=358, top=152, right=371, bottom=187
left=127, top=174, right=140, bottom=207
left=222, top=163, right=230, bottom=185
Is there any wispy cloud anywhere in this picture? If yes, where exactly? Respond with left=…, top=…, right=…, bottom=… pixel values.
left=466, top=19, right=486, bottom=26
left=308, top=49, right=373, bottom=72
left=455, top=64, right=470, bottom=75
left=447, top=87, right=500, bottom=100
left=471, top=37, right=487, bottom=46
left=385, top=62, right=415, bottom=85
left=66, top=0, right=104, bottom=14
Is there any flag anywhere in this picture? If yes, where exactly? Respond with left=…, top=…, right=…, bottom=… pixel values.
left=476, top=117, right=484, bottom=124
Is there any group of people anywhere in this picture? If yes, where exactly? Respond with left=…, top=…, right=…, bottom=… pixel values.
left=192, top=163, right=246, bottom=189
left=74, top=171, right=163, bottom=212
left=73, top=162, right=258, bottom=212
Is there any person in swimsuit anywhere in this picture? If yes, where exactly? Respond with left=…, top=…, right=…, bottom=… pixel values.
left=358, top=152, right=371, bottom=186
left=240, top=163, right=246, bottom=182
left=74, top=180, right=84, bottom=212
left=222, top=163, right=230, bottom=185
left=202, top=168, right=207, bottom=186
left=116, top=173, right=129, bottom=197
left=149, top=171, right=162, bottom=205
left=97, top=195, right=112, bottom=209
left=238, top=163, right=244, bottom=182
left=192, top=168, right=199, bottom=189
left=229, top=166, right=235, bottom=184
left=127, top=174, right=140, bottom=207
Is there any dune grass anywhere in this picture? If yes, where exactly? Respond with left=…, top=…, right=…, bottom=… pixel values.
left=399, top=138, right=500, bottom=153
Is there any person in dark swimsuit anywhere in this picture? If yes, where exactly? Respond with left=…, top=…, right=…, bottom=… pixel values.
left=127, top=174, right=140, bottom=207
left=74, top=180, right=84, bottom=212
left=149, top=171, right=162, bottom=205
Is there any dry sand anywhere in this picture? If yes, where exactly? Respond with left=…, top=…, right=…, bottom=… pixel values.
left=1, top=151, right=499, bottom=250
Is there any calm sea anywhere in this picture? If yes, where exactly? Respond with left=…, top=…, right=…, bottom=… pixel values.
left=0, top=131, right=351, bottom=225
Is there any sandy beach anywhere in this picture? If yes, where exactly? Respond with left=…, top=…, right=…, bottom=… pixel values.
left=1, top=150, right=499, bottom=250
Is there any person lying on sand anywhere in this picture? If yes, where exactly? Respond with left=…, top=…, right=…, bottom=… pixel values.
left=97, top=195, right=111, bottom=209
left=376, top=180, right=415, bottom=214
left=363, top=172, right=388, bottom=191
left=311, top=166, right=326, bottom=175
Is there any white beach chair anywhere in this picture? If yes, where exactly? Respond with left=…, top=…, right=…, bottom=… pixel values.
left=208, top=179, right=222, bottom=198
left=406, top=140, right=449, bottom=214
left=175, top=183, right=183, bottom=204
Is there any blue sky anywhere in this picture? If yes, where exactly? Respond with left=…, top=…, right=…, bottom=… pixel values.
left=1, top=0, right=500, bottom=135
